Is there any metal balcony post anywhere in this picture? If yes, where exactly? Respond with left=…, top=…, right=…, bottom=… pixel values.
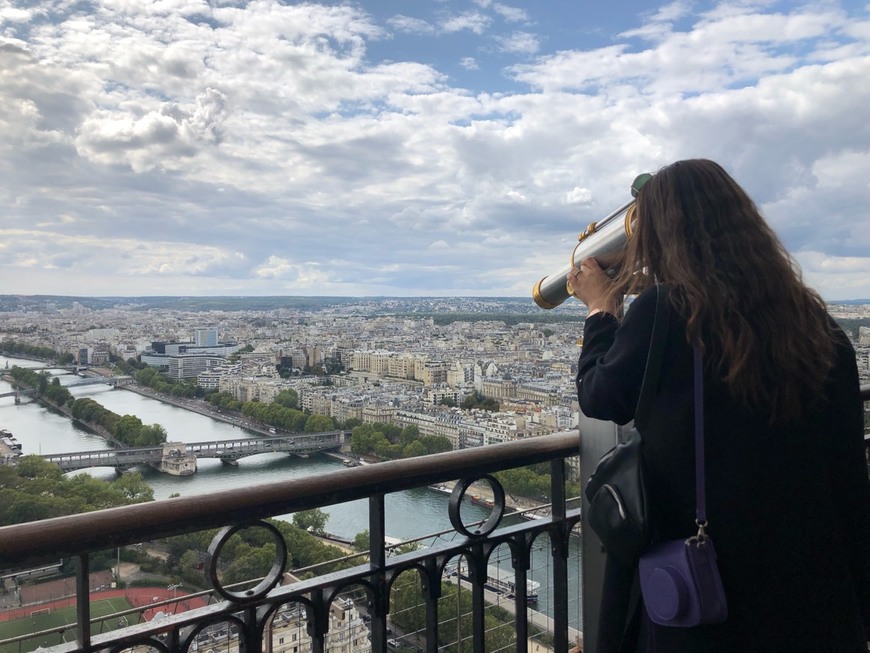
left=308, top=588, right=328, bottom=653
left=369, top=494, right=388, bottom=653
left=242, top=605, right=261, bottom=653
left=511, top=540, right=531, bottom=653
left=550, top=458, right=568, bottom=653
left=422, top=558, right=441, bottom=653
left=579, top=415, right=620, bottom=653
left=469, top=546, right=486, bottom=653
left=74, top=554, right=91, bottom=651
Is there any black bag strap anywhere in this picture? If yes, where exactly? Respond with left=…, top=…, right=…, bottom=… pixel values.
left=614, top=284, right=670, bottom=652
left=693, top=345, right=708, bottom=533
left=633, top=284, right=670, bottom=431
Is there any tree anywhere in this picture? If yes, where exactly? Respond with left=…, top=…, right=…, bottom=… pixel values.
left=352, top=530, right=370, bottom=552
left=274, top=389, right=298, bottom=409
left=136, top=423, right=168, bottom=446
left=15, top=456, right=63, bottom=481
left=421, top=435, right=452, bottom=455
left=292, top=508, right=328, bottom=535
left=390, top=571, right=427, bottom=635
left=114, top=414, right=144, bottom=444
left=304, top=414, right=334, bottom=432
left=461, top=390, right=499, bottom=412
left=136, top=367, right=158, bottom=386
left=402, top=441, right=426, bottom=458
left=324, top=356, right=343, bottom=375
left=112, top=472, right=154, bottom=503
left=220, top=545, right=275, bottom=586
left=0, top=456, right=154, bottom=527
left=341, top=417, right=363, bottom=430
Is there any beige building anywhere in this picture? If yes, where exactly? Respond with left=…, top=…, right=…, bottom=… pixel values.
left=362, top=404, right=397, bottom=425
left=481, top=378, right=517, bottom=401
left=395, top=409, right=462, bottom=448
left=387, top=354, right=417, bottom=380
left=263, top=575, right=369, bottom=653
left=219, top=377, right=293, bottom=404
left=415, top=360, right=448, bottom=385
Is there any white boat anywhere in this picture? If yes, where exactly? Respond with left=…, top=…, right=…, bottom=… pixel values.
left=1, top=430, right=22, bottom=451
left=445, top=561, right=540, bottom=602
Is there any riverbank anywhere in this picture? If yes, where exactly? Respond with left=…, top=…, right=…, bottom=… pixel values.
left=118, top=380, right=556, bottom=518
left=321, top=449, right=552, bottom=518
left=41, top=366, right=558, bottom=523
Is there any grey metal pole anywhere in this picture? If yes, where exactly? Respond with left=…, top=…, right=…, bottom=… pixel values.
left=579, top=414, right=620, bottom=653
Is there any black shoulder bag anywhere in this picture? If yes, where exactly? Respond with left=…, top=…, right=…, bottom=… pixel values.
left=584, top=284, right=670, bottom=568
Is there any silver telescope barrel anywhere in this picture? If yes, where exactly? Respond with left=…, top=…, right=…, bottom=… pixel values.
left=532, top=173, right=651, bottom=309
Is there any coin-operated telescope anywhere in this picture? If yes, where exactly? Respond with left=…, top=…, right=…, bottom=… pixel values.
left=531, top=173, right=652, bottom=309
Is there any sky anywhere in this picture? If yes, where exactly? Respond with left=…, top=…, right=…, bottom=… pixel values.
left=1, top=0, right=869, bottom=302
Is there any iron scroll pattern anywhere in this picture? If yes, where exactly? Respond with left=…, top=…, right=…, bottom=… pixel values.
left=51, top=470, right=580, bottom=653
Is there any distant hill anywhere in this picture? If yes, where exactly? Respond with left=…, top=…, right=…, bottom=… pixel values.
left=1, top=294, right=866, bottom=316
left=0, top=294, right=553, bottom=317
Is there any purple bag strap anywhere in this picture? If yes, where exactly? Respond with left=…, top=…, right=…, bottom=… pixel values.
left=693, top=345, right=707, bottom=531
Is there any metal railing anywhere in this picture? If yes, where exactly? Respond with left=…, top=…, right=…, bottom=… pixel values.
left=1, top=386, right=868, bottom=653
left=0, top=432, right=583, bottom=653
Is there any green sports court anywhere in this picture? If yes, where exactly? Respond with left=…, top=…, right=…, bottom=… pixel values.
left=0, top=597, right=138, bottom=653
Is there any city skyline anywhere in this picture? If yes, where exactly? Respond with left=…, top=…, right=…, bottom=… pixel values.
left=1, top=1, right=869, bottom=300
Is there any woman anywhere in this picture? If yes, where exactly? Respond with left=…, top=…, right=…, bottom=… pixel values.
left=569, top=159, right=869, bottom=652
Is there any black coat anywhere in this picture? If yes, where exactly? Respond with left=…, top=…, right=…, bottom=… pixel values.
left=576, top=285, right=870, bottom=652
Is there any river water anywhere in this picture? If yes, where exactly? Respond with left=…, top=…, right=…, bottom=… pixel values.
left=0, top=355, right=583, bottom=626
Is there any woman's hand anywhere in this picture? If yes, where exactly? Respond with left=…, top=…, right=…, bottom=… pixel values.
left=567, top=258, right=619, bottom=316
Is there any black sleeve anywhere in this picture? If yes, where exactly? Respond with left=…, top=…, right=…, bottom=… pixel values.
left=825, top=331, right=870, bottom=633
left=575, top=286, right=659, bottom=425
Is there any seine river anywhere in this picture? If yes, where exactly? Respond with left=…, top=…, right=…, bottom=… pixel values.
left=0, top=355, right=583, bottom=626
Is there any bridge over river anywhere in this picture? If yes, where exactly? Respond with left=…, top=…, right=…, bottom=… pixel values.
left=0, top=375, right=132, bottom=400
left=40, top=431, right=344, bottom=475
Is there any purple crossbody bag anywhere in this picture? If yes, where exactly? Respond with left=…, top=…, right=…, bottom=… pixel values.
left=637, top=346, right=728, bottom=627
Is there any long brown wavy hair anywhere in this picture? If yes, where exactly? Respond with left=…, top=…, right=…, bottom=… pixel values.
left=608, top=159, right=837, bottom=423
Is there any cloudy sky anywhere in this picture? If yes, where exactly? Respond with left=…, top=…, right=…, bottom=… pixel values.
left=1, top=0, right=868, bottom=301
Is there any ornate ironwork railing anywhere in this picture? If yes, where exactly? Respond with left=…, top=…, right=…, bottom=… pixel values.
left=1, top=386, right=867, bottom=653
left=0, top=432, right=583, bottom=653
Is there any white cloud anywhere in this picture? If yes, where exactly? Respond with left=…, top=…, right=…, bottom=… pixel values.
left=496, top=31, right=540, bottom=55
left=387, top=15, right=435, bottom=35
left=492, top=4, right=529, bottom=23
left=565, top=188, right=593, bottom=205
left=0, top=1, right=869, bottom=299
left=252, top=256, right=333, bottom=288
left=792, top=251, right=870, bottom=300
left=0, top=5, right=32, bottom=23
left=440, top=12, right=491, bottom=35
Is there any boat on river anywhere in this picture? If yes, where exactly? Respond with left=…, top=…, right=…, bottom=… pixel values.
left=0, top=428, right=23, bottom=464
left=470, top=494, right=495, bottom=508
left=1, top=429, right=21, bottom=450
left=445, top=561, right=540, bottom=602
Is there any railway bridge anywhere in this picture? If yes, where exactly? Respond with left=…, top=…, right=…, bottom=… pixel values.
left=39, top=431, right=344, bottom=475
left=0, top=375, right=132, bottom=401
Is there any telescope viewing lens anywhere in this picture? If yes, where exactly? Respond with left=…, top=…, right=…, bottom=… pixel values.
left=631, top=172, right=653, bottom=197
left=531, top=171, right=654, bottom=309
